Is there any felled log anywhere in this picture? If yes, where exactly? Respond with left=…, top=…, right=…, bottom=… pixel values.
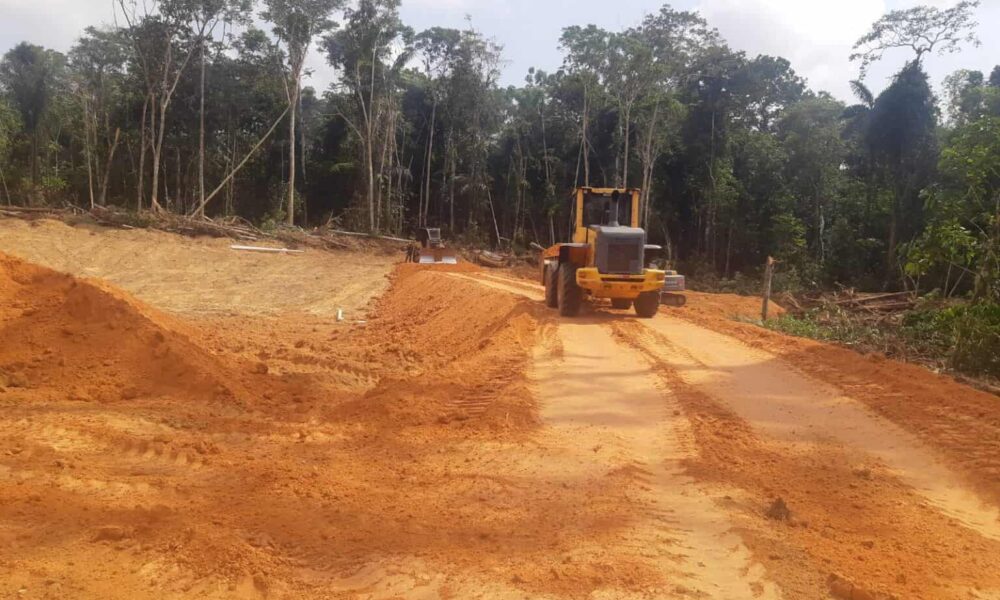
left=475, top=250, right=512, bottom=268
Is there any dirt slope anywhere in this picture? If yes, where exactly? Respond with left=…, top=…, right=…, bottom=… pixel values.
left=1, top=254, right=682, bottom=598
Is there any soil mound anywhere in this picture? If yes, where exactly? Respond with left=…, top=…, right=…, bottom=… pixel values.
left=332, top=265, right=544, bottom=431
left=0, top=252, right=233, bottom=402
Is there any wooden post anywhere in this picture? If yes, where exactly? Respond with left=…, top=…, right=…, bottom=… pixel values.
left=762, top=256, right=776, bottom=321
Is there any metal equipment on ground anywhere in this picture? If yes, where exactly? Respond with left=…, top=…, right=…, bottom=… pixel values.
left=660, top=271, right=687, bottom=307
left=408, top=228, right=458, bottom=265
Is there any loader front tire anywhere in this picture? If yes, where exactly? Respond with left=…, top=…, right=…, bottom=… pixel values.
left=544, top=265, right=558, bottom=308
left=634, top=291, right=660, bottom=318
left=611, top=298, right=633, bottom=310
left=557, top=264, right=582, bottom=317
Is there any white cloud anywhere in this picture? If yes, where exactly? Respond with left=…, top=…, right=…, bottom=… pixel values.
left=696, top=0, right=886, bottom=99
left=1, top=0, right=995, bottom=104
left=0, top=0, right=109, bottom=52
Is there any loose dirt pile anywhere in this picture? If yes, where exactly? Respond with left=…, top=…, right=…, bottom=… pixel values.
left=0, top=253, right=239, bottom=404
left=326, top=262, right=544, bottom=431
left=0, top=253, right=654, bottom=598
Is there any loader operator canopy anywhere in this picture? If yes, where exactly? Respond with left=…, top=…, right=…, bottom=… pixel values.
left=583, top=190, right=633, bottom=228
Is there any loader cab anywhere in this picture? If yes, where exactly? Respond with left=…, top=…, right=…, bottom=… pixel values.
left=574, top=188, right=640, bottom=244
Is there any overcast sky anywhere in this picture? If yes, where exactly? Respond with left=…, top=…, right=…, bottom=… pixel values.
left=0, top=0, right=997, bottom=103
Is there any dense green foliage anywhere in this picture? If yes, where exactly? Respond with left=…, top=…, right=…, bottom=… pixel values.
left=0, top=0, right=998, bottom=302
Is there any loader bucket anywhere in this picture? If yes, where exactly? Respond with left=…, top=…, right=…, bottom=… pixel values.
left=419, top=247, right=458, bottom=265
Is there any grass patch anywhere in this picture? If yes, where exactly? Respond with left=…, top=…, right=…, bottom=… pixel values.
left=764, top=302, right=1000, bottom=381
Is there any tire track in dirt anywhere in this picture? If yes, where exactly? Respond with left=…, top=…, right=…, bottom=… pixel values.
left=635, top=315, right=1000, bottom=542
left=616, top=317, right=1000, bottom=599
left=459, top=272, right=1000, bottom=597
left=531, top=321, right=781, bottom=598
left=456, top=272, right=781, bottom=596
left=447, top=272, right=546, bottom=301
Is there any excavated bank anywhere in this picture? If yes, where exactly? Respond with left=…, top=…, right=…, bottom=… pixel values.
left=0, top=253, right=239, bottom=403
left=1, top=255, right=661, bottom=599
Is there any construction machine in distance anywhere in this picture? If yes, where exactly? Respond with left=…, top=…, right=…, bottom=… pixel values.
left=407, top=227, right=458, bottom=265
left=541, top=187, right=668, bottom=318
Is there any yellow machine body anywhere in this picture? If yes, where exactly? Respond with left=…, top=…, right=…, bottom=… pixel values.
left=542, top=188, right=664, bottom=301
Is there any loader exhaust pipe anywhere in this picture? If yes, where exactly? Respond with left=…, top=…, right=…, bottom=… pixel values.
left=608, top=190, right=621, bottom=227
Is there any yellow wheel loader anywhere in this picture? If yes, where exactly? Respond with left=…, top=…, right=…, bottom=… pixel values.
left=541, top=188, right=666, bottom=318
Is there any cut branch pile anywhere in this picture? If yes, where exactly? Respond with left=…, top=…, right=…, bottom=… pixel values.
left=0, top=206, right=413, bottom=254
left=791, top=289, right=917, bottom=317
left=472, top=249, right=514, bottom=268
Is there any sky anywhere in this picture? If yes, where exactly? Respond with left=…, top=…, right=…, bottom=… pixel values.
left=0, top=0, right=997, bottom=103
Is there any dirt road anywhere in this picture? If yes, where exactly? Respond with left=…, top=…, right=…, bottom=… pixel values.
left=454, top=271, right=1000, bottom=599
left=2, top=221, right=1000, bottom=599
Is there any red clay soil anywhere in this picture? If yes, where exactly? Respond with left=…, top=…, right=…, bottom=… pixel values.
left=4, top=249, right=1000, bottom=599
left=0, top=254, right=668, bottom=598
left=662, top=294, right=1000, bottom=510
left=614, top=318, right=1000, bottom=600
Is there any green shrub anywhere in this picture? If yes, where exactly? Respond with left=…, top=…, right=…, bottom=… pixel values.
left=943, top=303, right=1000, bottom=376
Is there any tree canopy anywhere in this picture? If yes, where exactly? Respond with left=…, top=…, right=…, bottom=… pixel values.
left=0, top=1, right=996, bottom=300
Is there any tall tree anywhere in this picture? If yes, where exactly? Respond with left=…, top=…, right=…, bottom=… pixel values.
left=116, top=0, right=198, bottom=211
left=0, top=43, right=61, bottom=191
left=263, top=0, right=343, bottom=225
left=0, top=98, right=18, bottom=204
left=867, top=61, right=939, bottom=282
left=71, top=27, right=129, bottom=207
left=559, top=25, right=609, bottom=187
left=326, top=0, right=412, bottom=232
left=851, top=1, right=981, bottom=78
left=413, top=26, right=460, bottom=228
left=188, top=0, right=251, bottom=216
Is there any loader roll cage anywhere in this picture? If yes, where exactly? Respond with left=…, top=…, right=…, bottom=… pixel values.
left=582, top=190, right=634, bottom=229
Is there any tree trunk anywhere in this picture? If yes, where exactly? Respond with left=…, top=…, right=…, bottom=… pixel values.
left=582, top=88, right=590, bottom=187
left=197, top=37, right=207, bottom=216
left=150, top=99, right=169, bottom=212
left=724, top=221, right=734, bottom=278
left=448, top=146, right=456, bottom=232
left=886, top=193, right=899, bottom=286
left=761, top=256, right=776, bottom=321
left=137, top=94, right=149, bottom=210
left=0, top=160, right=9, bottom=205
left=83, top=97, right=96, bottom=209
left=622, top=105, right=631, bottom=187
left=98, top=129, right=121, bottom=207
left=366, top=133, right=375, bottom=232
left=422, top=100, right=436, bottom=227
left=287, top=76, right=300, bottom=225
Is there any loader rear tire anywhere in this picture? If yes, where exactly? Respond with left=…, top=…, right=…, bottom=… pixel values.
left=557, top=265, right=582, bottom=317
left=544, top=265, right=558, bottom=308
left=611, top=298, right=633, bottom=310
left=634, top=291, right=660, bottom=318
